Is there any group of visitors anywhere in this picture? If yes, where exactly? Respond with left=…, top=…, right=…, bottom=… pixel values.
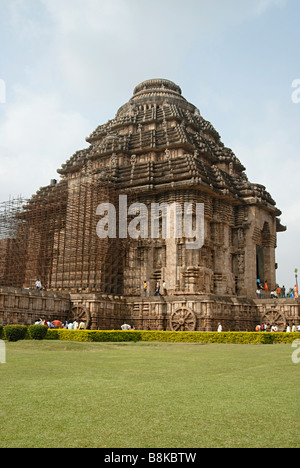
left=34, top=318, right=86, bottom=330
left=256, top=323, right=273, bottom=332
left=285, top=323, right=300, bottom=332
left=121, top=322, right=224, bottom=332
left=256, top=280, right=298, bottom=299
left=255, top=322, right=300, bottom=332
left=143, top=280, right=168, bottom=297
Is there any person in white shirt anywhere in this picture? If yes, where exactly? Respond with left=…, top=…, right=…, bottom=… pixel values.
left=121, top=323, right=131, bottom=330
left=256, top=289, right=262, bottom=299
left=217, top=323, right=222, bottom=333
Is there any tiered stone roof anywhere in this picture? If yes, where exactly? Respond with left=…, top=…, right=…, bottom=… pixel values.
left=57, top=79, right=279, bottom=212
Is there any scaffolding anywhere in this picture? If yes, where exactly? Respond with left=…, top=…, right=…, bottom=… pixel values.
left=0, top=196, right=28, bottom=287
left=0, top=175, right=128, bottom=294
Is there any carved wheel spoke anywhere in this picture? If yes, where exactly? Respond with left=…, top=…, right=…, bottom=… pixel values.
left=262, top=309, right=286, bottom=332
left=170, top=308, right=196, bottom=332
left=69, top=306, right=91, bottom=329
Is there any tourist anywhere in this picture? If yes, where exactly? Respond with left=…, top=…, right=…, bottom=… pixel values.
left=270, top=290, right=278, bottom=299
left=47, top=321, right=54, bottom=329
left=68, top=321, right=74, bottom=330
left=286, top=324, right=291, bottom=333
left=35, top=318, right=43, bottom=325
left=282, top=286, right=286, bottom=298
left=292, top=323, right=297, bottom=332
left=297, top=325, right=300, bottom=332
left=79, top=321, right=86, bottom=330
left=264, top=281, right=269, bottom=293
left=154, top=281, right=161, bottom=296
left=217, top=323, right=222, bottom=333
left=143, top=281, right=147, bottom=297
left=73, top=320, right=78, bottom=330
left=162, top=280, right=167, bottom=296
left=256, top=289, right=262, bottom=299
left=121, top=322, right=131, bottom=330
left=35, top=280, right=42, bottom=291
left=255, top=324, right=261, bottom=332
left=52, top=319, right=62, bottom=329
left=43, top=319, right=49, bottom=328
left=276, top=286, right=281, bottom=297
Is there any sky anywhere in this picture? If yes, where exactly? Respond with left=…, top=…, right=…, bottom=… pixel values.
left=0, top=0, right=299, bottom=288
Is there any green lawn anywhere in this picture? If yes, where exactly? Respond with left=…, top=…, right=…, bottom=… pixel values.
left=0, top=340, right=299, bottom=448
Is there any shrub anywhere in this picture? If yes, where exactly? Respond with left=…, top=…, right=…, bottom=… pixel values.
left=28, top=325, right=48, bottom=340
left=89, top=331, right=141, bottom=343
left=45, top=329, right=91, bottom=342
left=44, top=329, right=300, bottom=345
left=4, top=325, right=28, bottom=342
left=45, top=329, right=141, bottom=343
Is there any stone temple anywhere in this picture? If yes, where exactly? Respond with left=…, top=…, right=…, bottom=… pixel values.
left=0, top=79, right=298, bottom=332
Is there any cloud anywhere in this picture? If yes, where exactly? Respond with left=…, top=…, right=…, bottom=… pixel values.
left=254, top=0, right=287, bottom=16
left=228, top=97, right=300, bottom=287
left=0, top=86, right=90, bottom=201
left=230, top=99, right=299, bottom=211
left=0, top=0, right=295, bottom=286
left=35, top=0, right=288, bottom=110
left=2, top=0, right=288, bottom=120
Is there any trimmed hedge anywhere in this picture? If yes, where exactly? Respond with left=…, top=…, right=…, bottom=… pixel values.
left=45, top=329, right=141, bottom=343
left=44, top=329, right=300, bottom=345
left=1, top=325, right=298, bottom=344
left=28, top=325, right=48, bottom=340
left=4, top=325, right=28, bottom=342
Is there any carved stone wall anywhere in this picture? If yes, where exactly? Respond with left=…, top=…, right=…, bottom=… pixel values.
left=0, top=287, right=298, bottom=332
left=0, top=79, right=288, bottom=330
left=0, top=287, right=71, bottom=326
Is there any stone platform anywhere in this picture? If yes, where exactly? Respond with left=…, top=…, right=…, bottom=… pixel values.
left=1, top=286, right=298, bottom=333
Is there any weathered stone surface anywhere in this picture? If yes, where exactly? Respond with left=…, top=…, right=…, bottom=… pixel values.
left=0, top=79, right=294, bottom=331
left=0, top=287, right=71, bottom=326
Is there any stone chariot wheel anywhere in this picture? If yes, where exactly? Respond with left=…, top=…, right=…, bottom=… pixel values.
left=262, top=309, right=286, bottom=332
left=170, top=307, right=197, bottom=332
left=69, top=305, right=91, bottom=329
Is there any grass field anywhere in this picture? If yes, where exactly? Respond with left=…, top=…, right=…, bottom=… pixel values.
left=0, top=340, right=299, bottom=448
